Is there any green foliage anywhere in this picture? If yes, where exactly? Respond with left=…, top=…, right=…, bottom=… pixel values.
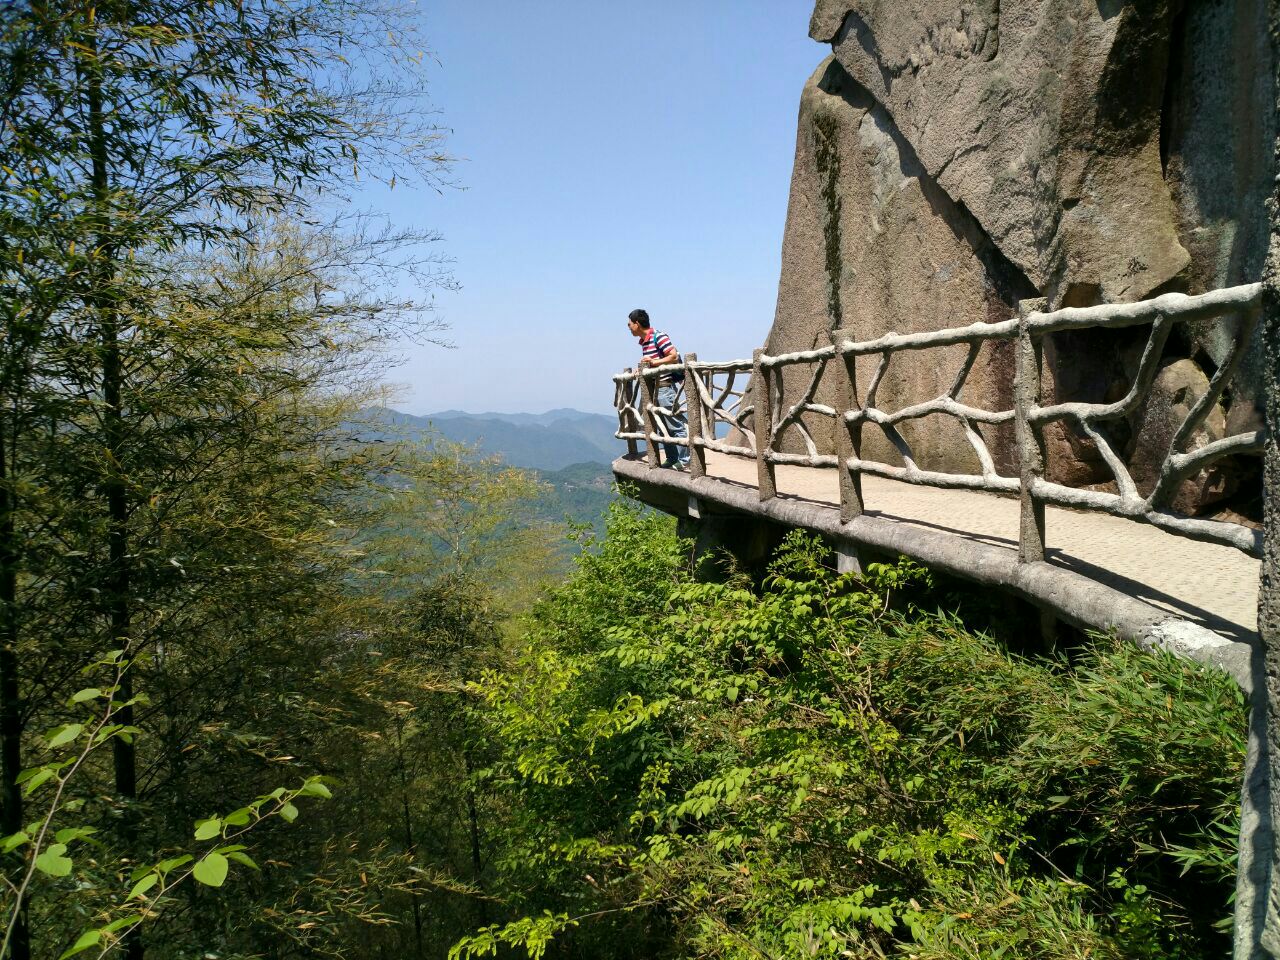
left=464, top=516, right=1246, bottom=960
left=449, top=912, right=577, bottom=960
left=0, top=651, right=335, bottom=959
left=360, top=438, right=567, bottom=618
left=529, top=463, right=618, bottom=542
left=0, top=1, right=454, bottom=953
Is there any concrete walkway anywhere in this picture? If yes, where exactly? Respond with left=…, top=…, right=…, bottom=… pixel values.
left=697, top=451, right=1259, bottom=642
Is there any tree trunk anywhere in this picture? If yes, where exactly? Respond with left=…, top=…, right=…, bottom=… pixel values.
left=85, top=24, right=143, bottom=960
left=464, top=750, right=487, bottom=927
left=395, top=720, right=424, bottom=958
left=0, top=428, right=30, bottom=960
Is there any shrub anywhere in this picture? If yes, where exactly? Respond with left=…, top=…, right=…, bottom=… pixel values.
left=461, top=516, right=1246, bottom=960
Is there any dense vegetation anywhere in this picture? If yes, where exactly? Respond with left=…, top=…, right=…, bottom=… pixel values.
left=457, top=504, right=1246, bottom=960
left=0, top=2, right=1249, bottom=958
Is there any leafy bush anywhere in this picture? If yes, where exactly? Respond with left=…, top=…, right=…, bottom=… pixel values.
left=461, top=506, right=1246, bottom=960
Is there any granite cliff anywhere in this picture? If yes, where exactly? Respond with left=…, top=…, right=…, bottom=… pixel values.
left=762, top=0, right=1273, bottom=518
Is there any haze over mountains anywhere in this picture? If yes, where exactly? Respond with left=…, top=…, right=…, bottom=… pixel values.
left=358, top=407, right=622, bottom=536
left=367, top=408, right=619, bottom=472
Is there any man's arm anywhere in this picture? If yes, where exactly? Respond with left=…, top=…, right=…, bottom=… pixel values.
left=640, top=351, right=679, bottom=367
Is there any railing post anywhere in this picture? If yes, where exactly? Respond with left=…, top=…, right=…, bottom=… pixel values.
left=1015, top=298, right=1048, bottom=563
left=752, top=348, right=777, bottom=501
left=829, top=328, right=863, bottom=522
left=639, top=366, right=660, bottom=469
left=623, top=367, right=639, bottom=458
left=684, top=353, right=706, bottom=479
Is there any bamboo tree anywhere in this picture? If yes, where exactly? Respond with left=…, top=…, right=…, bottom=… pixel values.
left=0, top=1, right=451, bottom=953
left=0, top=405, right=28, bottom=960
left=77, top=23, right=143, bottom=958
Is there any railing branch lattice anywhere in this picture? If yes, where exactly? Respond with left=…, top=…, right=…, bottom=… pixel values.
left=612, top=283, right=1265, bottom=558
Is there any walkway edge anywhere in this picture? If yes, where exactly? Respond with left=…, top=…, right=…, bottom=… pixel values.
left=613, top=457, right=1257, bottom=692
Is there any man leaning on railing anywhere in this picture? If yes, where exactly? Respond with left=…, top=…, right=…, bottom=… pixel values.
left=627, top=308, right=690, bottom=470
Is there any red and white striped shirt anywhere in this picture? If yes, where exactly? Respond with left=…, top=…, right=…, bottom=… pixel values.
left=640, top=329, right=678, bottom=384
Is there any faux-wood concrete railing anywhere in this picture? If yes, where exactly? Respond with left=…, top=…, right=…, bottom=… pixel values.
left=613, top=283, right=1265, bottom=559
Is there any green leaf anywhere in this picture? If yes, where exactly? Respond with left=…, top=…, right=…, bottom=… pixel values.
left=193, top=818, right=222, bottom=841
left=225, top=850, right=259, bottom=870
left=20, top=768, right=55, bottom=796
left=35, top=843, right=73, bottom=877
left=46, top=724, right=83, bottom=749
left=54, top=827, right=97, bottom=845
left=129, top=874, right=158, bottom=899
left=279, top=802, right=298, bottom=823
left=70, top=688, right=102, bottom=703
left=57, top=929, right=99, bottom=960
left=222, top=807, right=251, bottom=827
left=0, top=831, right=29, bottom=853
left=298, top=778, right=332, bottom=799
left=156, top=855, right=192, bottom=874
left=192, top=852, right=228, bottom=887
left=101, top=915, right=143, bottom=934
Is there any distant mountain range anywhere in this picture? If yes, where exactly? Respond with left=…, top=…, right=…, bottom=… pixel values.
left=360, top=407, right=622, bottom=472
left=354, top=408, right=623, bottom=538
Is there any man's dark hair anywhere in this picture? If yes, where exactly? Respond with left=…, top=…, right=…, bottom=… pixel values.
left=628, top=308, right=651, bottom=329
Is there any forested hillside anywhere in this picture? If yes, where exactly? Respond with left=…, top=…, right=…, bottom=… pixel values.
left=355, top=409, right=619, bottom=536
left=362, top=409, right=620, bottom=472
left=409, top=410, right=619, bottom=470
left=531, top=462, right=616, bottom=538
left=0, top=3, right=1248, bottom=959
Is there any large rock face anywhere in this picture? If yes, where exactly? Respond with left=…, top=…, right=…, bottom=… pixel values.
left=759, top=0, right=1274, bottom=516
left=815, top=0, right=1189, bottom=305
left=1161, top=0, right=1276, bottom=432
left=767, top=57, right=1027, bottom=471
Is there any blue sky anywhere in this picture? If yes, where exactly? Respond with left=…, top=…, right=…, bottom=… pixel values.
left=370, top=0, right=823, bottom=415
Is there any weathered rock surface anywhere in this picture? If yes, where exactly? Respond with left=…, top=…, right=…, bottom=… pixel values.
left=751, top=0, right=1273, bottom=517
left=814, top=0, right=1190, bottom=306
left=765, top=57, right=1027, bottom=472
left=1127, top=358, right=1233, bottom=514
left=1162, top=0, right=1275, bottom=432
left=1038, top=324, right=1151, bottom=487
